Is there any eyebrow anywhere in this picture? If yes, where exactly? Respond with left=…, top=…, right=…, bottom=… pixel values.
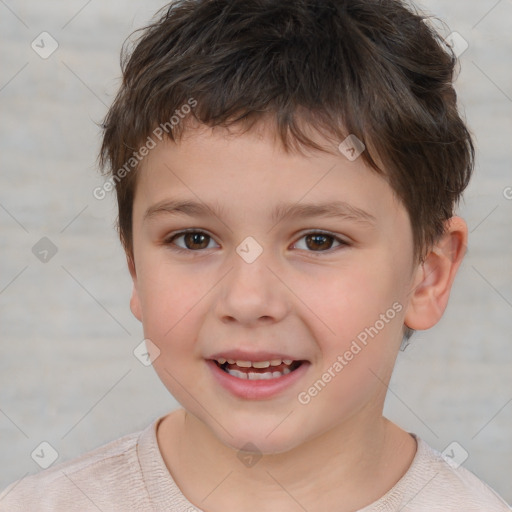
left=144, top=198, right=377, bottom=226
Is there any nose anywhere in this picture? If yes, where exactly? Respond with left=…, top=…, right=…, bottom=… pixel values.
left=213, top=244, right=290, bottom=327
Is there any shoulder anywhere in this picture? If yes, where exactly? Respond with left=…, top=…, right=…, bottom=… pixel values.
left=0, top=428, right=149, bottom=512
left=372, top=435, right=511, bottom=511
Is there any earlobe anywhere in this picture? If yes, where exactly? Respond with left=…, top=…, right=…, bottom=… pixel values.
left=404, top=216, right=468, bottom=331
left=130, top=286, right=143, bottom=322
left=127, top=254, right=143, bottom=322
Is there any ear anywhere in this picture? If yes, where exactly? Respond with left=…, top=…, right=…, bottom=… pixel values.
left=127, top=253, right=143, bottom=322
left=404, top=216, right=468, bottom=331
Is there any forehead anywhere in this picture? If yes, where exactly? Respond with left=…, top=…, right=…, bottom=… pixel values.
left=133, top=123, right=405, bottom=230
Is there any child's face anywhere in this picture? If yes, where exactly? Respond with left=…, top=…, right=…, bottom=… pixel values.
left=129, top=122, right=418, bottom=453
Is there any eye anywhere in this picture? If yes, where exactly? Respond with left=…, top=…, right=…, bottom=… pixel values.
left=293, top=231, right=348, bottom=253
left=165, top=230, right=219, bottom=252
left=164, top=229, right=348, bottom=255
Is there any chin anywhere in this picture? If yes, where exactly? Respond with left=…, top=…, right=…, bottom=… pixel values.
left=209, top=419, right=308, bottom=456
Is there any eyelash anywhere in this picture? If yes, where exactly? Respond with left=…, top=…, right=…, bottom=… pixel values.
left=163, top=229, right=350, bottom=256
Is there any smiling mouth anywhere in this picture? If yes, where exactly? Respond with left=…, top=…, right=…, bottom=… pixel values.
left=212, top=358, right=305, bottom=380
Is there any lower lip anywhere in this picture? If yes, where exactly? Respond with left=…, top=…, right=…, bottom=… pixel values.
left=206, top=359, right=310, bottom=400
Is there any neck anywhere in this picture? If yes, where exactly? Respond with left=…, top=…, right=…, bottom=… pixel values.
left=157, top=407, right=417, bottom=512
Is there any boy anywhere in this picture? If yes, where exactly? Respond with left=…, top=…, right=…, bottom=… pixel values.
left=1, top=0, right=510, bottom=510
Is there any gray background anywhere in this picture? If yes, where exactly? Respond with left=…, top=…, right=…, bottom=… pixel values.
left=1, top=0, right=511, bottom=504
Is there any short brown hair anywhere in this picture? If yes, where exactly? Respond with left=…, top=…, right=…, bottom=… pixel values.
left=99, top=0, right=474, bottom=266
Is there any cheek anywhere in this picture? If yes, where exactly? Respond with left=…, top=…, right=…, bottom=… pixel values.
left=137, top=264, right=207, bottom=400
left=136, top=259, right=202, bottom=350
left=298, top=259, right=402, bottom=343
left=296, top=286, right=402, bottom=427
left=294, top=257, right=406, bottom=410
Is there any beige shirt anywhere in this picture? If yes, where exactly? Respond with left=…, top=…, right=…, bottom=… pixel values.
left=0, top=415, right=510, bottom=511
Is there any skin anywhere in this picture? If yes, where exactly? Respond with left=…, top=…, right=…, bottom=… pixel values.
left=127, top=120, right=467, bottom=512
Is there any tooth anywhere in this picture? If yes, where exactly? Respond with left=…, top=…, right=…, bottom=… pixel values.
left=227, top=359, right=236, bottom=364
left=227, top=368, right=248, bottom=379
left=248, top=371, right=282, bottom=380
left=217, top=358, right=227, bottom=364
left=228, top=367, right=292, bottom=380
left=270, top=359, right=282, bottom=366
left=283, top=359, right=293, bottom=365
left=252, top=361, right=270, bottom=368
left=236, top=360, right=252, bottom=367
left=247, top=371, right=273, bottom=380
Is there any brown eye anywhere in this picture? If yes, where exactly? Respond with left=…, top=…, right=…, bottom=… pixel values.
left=167, top=231, right=217, bottom=251
left=294, top=231, right=347, bottom=253
left=305, top=234, right=334, bottom=251
left=183, top=232, right=210, bottom=250
left=165, top=230, right=348, bottom=255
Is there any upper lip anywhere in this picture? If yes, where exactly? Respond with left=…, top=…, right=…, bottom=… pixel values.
left=208, top=350, right=306, bottom=362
